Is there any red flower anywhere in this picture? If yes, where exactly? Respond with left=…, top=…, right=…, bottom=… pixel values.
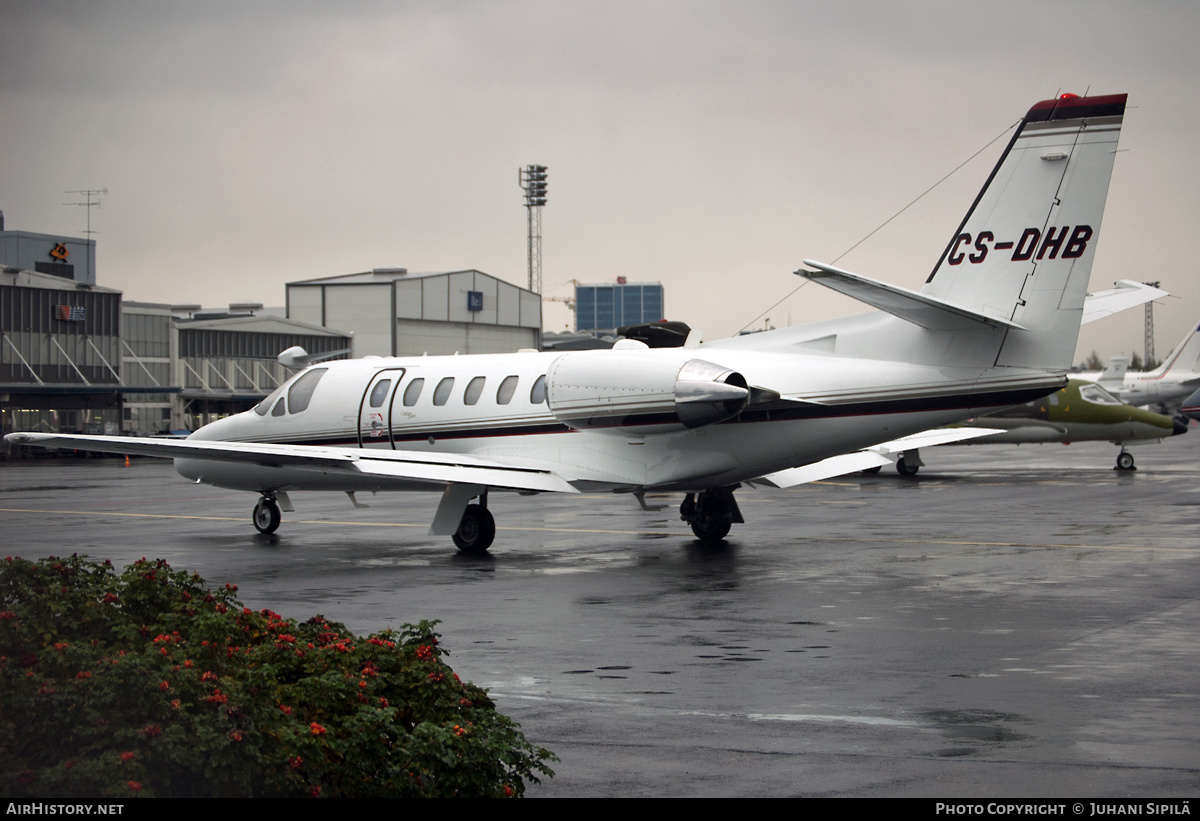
left=290, top=756, right=303, bottom=770
left=159, top=681, right=170, bottom=691
left=278, top=704, right=293, bottom=715
left=120, top=751, right=136, bottom=762
left=310, top=722, right=326, bottom=735
left=75, top=671, right=91, bottom=679
left=127, top=781, right=142, bottom=792
left=142, top=725, right=162, bottom=738
left=229, top=729, right=244, bottom=742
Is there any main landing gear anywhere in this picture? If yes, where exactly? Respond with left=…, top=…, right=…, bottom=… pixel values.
left=1115, top=449, right=1136, bottom=471
left=895, top=449, right=922, bottom=476
left=453, top=494, right=496, bottom=554
left=679, top=487, right=744, bottom=542
left=253, top=495, right=282, bottom=534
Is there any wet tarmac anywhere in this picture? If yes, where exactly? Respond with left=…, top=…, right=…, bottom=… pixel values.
left=2, top=434, right=1199, bottom=797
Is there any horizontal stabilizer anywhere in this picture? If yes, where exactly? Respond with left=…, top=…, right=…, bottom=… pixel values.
left=3, top=433, right=577, bottom=495
left=798, top=260, right=1027, bottom=332
left=1081, top=280, right=1168, bottom=325
left=753, top=427, right=1004, bottom=488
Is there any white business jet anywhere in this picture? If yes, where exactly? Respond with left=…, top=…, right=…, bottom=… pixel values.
left=6, top=93, right=1130, bottom=552
left=1081, top=320, right=1200, bottom=413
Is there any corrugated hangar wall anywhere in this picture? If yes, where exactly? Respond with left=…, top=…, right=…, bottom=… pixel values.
left=286, top=270, right=541, bottom=357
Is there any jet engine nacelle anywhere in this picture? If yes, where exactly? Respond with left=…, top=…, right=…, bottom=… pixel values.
left=545, top=351, right=750, bottom=434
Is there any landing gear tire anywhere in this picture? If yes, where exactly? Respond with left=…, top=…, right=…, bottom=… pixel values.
left=253, top=498, right=282, bottom=534
left=453, top=504, right=496, bottom=554
left=896, top=456, right=920, bottom=476
left=861, top=465, right=883, bottom=475
left=1116, top=451, right=1136, bottom=471
left=687, top=492, right=733, bottom=542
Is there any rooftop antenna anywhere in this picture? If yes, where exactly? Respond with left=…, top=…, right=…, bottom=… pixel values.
left=64, top=187, right=107, bottom=279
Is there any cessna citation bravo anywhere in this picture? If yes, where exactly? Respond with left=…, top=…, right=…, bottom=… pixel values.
left=6, top=92, right=1130, bottom=552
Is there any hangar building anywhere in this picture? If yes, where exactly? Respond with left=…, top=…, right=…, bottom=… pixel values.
left=286, top=268, right=542, bottom=356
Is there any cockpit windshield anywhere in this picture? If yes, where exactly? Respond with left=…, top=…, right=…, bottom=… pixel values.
left=253, top=368, right=328, bottom=416
left=1078, top=383, right=1123, bottom=406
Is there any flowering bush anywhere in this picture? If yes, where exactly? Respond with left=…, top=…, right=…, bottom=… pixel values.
left=0, top=555, right=555, bottom=797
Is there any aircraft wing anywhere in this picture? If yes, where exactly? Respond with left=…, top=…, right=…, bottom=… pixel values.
left=1081, top=280, right=1169, bottom=325
left=3, top=433, right=577, bottom=495
left=751, top=427, right=1005, bottom=488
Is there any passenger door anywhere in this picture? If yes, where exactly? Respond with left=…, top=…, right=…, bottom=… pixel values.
left=357, top=369, right=405, bottom=447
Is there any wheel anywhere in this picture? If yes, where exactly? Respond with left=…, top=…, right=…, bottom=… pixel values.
left=1116, top=451, right=1135, bottom=471
left=895, top=456, right=919, bottom=476
left=253, top=498, right=281, bottom=534
left=689, top=493, right=732, bottom=541
left=453, top=505, right=496, bottom=553
left=861, top=465, right=883, bottom=474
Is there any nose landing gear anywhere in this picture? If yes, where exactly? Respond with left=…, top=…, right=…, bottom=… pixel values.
left=253, top=495, right=282, bottom=534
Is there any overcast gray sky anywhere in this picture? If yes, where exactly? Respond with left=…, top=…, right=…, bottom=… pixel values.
left=3, top=0, right=1197, bottom=362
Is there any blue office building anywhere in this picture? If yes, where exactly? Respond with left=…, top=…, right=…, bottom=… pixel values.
left=575, top=281, right=664, bottom=332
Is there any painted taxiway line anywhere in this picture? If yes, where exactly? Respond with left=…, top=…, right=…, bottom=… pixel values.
left=1, top=506, right=1197, bottom=553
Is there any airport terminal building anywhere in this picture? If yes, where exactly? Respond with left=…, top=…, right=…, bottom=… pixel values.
left=2, top=219, right=543, bottom=447
left=1, top=218, right=353, bottom=443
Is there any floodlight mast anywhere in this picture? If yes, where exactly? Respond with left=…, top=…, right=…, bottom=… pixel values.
left=1143, top=281, right=1160, bottom=367
left=518, top=165, right=547, bottom=294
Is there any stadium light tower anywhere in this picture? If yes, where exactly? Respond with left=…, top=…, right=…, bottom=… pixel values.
left=519, top=165, right=548, bottom=294
left=1144, top=281, right=1160, bottom=368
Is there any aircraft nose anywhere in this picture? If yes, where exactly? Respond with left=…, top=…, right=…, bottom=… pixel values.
left=1172, top=415, right=1190, bottom=436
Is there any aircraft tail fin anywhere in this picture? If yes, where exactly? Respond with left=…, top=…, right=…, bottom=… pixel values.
left=1151, top=320, right=1200, bottom=378
left=921, top=93, right=1127, bottom=370
left=1099, top=356, right=1129, bottom=384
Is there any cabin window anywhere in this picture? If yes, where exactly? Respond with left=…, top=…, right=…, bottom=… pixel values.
left=271, top=398, right=286, bottom=417
left=433, top=377, right=455, bottom=406
left=1049, top=393, right=1060, bottom=406
left=496, top=375, right=518, bottom=405
left=464, top=376, right=486, bottom=406
left=287, top=368, right=328, bottom=414
left=369, top=379, right=391, bottom=408
left=403, top=378, right=424, bottom=406
left=530, top=374, right=547, bottom=404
